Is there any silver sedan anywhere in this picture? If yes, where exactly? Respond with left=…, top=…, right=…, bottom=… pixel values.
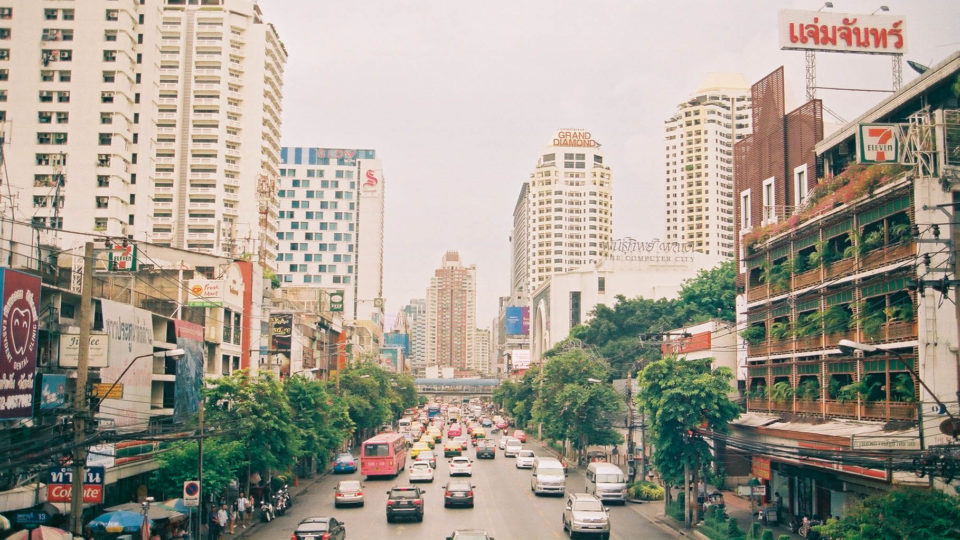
left=333, top=480, right=364, bottom=507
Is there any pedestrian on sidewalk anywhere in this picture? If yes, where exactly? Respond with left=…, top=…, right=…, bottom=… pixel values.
left=228, top=500, right=237, bottom=534
left=236, top=493, right=247, bottom=529
left=245, top=494, right=254, bottom=527
left=217, top=504, right=228, bottom=539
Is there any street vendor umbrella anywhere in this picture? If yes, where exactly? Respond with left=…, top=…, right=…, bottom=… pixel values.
left=6, top=525, right=72, bottom=540
left=0, top=513, right=11, bottom=530
left=161, top=498, right=190, bottom=514
left=88, top=510, right=153, bottom=534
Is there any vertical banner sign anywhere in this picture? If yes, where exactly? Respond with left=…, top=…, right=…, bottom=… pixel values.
left=0, top=269, right=41, bottom=419
left=99, top=299, right=153, bottom=429
left=504, top=307, right=523, bottom=335
left=270, top=314, right=292, bottom=352
left=329, top=290, right=344, bottom=312
left=521, top=306, right=530, bottom=335
left=173, top=320, right=204, bottom=421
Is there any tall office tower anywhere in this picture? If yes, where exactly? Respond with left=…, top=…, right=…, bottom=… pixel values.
left=526, top=129, right=613, bottom=295
left=0, top=1, right=163, bottom=265
left=424, top=251, right=477, bottom=372
left=275, top=147, right=379, bottom=320
left=510, top=182, right=529, bottom=303
left=473, top=328, right=490, bottom=374
left=403, top=299, right=427, bottom=374
left=663, top=74, right=751, bottom=259
left=147, top=0, right=286, bottom=263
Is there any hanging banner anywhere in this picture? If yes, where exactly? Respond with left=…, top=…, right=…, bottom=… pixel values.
left=173, top=320, right=204, bottom=421
left=270, top=313, right=292, bottom=352
left=505, top=307, right=523, bottom=335
left=99, top=300, right=153, bottom=429
left=0, top=269, right=41, bottom=419
left=38, top=373, right=67, bottom=410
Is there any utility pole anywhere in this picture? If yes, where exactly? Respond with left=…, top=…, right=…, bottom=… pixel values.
left=196, top=399, right=204, bottom=540
left=70, top=242, right=94, bottom=536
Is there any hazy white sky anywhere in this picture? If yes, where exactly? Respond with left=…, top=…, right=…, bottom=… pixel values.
left=261, top=0, right=959, bottom=327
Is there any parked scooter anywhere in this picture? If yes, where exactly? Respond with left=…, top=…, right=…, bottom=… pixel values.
left=259, top=498, right=275, bottom=522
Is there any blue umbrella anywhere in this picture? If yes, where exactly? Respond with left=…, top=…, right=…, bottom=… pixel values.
left=161, top=498, right=190, bottom=514
left=88, top=510, right=153, bottom=533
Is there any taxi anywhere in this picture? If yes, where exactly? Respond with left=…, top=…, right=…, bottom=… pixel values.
left=443, top=440, right=463, bottom=457
left=418, top=434, right=436, bottom=449
left=410, top=441, right=432, bottom=459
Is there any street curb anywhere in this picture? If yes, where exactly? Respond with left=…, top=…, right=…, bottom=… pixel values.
left=230, top=469, right=331, bottom=540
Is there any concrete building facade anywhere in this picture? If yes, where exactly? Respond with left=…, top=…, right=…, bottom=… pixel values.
left=424, top=251, right=476, bottom=372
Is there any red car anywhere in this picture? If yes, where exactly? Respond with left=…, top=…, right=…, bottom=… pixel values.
left=513, top=429, right=527, bottom=443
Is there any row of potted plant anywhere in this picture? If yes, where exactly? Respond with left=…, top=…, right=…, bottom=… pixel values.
left=747, top=373, right=915, bottom=403
left=741, top=299, right=914, bottom=345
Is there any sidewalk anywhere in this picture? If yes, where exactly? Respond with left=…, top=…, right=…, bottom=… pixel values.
left=228, top=469, right=330, bottom=540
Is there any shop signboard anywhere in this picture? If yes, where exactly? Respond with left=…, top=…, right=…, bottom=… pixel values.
left=0, top=269, right=41, bottom=419
left=47, top=466, right=104, bottom=503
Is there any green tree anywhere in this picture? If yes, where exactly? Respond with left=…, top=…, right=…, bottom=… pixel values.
left=814, top=487, right=960, bottom=539
left=677, top=261, right=736, bottom=324
left=151, top=438, right=245, bottom=500
left=285, top=375, right=354, bottom=471
left=492, top=371, right=537, bottom=429
left=204, top=370, right=302, bottom=487
left=637, top=357, right=739, bottom=527
left=535, top=349, right=624, bottom=458
left=338, top=362, right=411, bottom=440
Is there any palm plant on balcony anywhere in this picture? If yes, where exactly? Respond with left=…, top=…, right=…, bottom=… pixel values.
left=887, top=302, right=914, bottom=323
left=891, top=373, right=915, bottom=402
left=836, top=381, right=865, bottom=403
left=769, top=320, right=793, bottom=341
left=770, top=381, right=794, bottom=403
left=888, top=215, right=912, bottom=245
left=798, top=378, right=820, bottom=401
left=740, top=325, right=766, bottom=345
left=796, top=311, right=823, bottom=337
left=823, top=305, right=852, bottom=335
left=791, top=254, right=810, bottom=275
left=861, top=308, right=886, bottom=339
left=863, top=229, right=884, bottom=253
left=748, top=385, right=767, bottom=400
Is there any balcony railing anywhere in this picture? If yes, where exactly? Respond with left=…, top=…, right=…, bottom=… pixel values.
left=747, top=284, right=767, bottom=302
left=825, top=258, right=855, bottom=279
left=747, top=398, right=769, bottom=412
left=769, top=339, right=793, bottom=355
left=825, top=330, right=856, bottom=347
left=747, top=342, right=769, bottom=358
left=794, top=268, right=821, bottom=289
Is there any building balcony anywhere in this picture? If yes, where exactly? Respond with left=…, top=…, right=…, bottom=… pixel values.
left=768, top=339, right=793, bottom=355
left=747, top=342, right=768, bottom=358
left=824, top=258, right=856, bottom=279
left=864, top=320, right=918, bottom=345
left=747, top=284, right=767, bottom=302
left=794, top=268, right=821, bottom=289
left=824, top=330, right=856, bottom=347
left=746, top=398, right=769, bottom=412
left=794, top=334, right=822, bottom=352
left=794, top=399, right=822, bottom=415
left=824, top=400, right=858, bottom=418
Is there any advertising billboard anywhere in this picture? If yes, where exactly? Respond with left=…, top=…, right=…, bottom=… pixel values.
left=510, top=349, right=531, bottom=370
left=59, top=332, right=109, bottom=367
left=270, top=313, right=292, bottom=352
left=505, top=307, right=523, bottom=335
left=38, top=373, right=67, bottom=411
left=187, top=279, right=223, bottom=307
left=0, top=268, right=41, bottom=419
left=778, top=10, right=906, bottom=55
left=174, top=320, right=204, bottom=421
left=99, top=299, right=153, bottom=429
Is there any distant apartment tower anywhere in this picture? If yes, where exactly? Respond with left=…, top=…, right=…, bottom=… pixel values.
left=664, top=74, right=751, bottom=259
left=275, top=147, right=380, bottom=320
left=0, top=0, right=162, bottom=264
left=424, top=251, right=477, bottom=372
left=403, top=299, right=427, bottom=374
left=527, top=129, right=613, bottom=295
left=474, top=328, right=491, bottom=375
left=511, top=182, right=530, bottom=302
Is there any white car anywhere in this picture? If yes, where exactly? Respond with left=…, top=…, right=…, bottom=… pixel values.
left=448, top=456, right=473, bottom=476
left=504, top=438, right=522, bottom=457
left=515, top=449, right=536, bottom=469
left=498, top=437, right=508, bottom=450
left=408, top=461, right=435, bottom=482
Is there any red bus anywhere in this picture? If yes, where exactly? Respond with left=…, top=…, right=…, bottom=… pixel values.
left=360, top=432, right=408, bottom=478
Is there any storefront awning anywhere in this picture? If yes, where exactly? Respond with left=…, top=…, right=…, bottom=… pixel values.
left=0, top=483, right=45, bottom=513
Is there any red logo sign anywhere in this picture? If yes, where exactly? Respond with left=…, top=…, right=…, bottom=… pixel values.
left=47, top=484, right=104, bottom=504
left=0, top=269, right=40, bottom=420
left=363, top=169, right=380, bottom=191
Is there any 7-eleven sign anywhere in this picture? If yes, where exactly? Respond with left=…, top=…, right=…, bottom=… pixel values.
left=108, top=244, right=138, bottom=271
left=858, top=124, right=900, bottom=164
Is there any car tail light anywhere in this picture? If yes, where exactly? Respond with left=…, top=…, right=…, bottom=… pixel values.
left=349, top=461, right=354, bottom=466
left=445, top=491, right=451, bottom=496
left=467, top=491, right=473, bottom=496
left=413, top=499, right=422, bottom=505
left=322, top=534, right=331, bottom=540
left=387, top=500, right=396, bottom=506
left=335, top=491, right=341, bottom=497
left=356, top=491, right=363, bottom=496
left=291, top=535, right=297, bottom=540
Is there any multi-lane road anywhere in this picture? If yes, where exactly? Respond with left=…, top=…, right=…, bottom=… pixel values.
left=246, top=439, right=675, bottom=539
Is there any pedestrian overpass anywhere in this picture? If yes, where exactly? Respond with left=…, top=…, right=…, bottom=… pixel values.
left=415, top=378, right=499, bottom=399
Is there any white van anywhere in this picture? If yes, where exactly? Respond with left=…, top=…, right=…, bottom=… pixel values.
left=530, top=457, right=566, bottom=496
left=585, top=462, right=627, bottom=503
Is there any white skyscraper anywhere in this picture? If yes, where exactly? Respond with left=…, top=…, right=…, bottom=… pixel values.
left=473, top=328, right=490, bottom=374
left=664, top=74, right=751, bottom=259
left=0, top=0, right=286, bottom=267
left=526, top=129, right=613, bottom=295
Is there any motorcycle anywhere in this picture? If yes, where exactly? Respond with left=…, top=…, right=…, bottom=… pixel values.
left=259, top=499, right=275, bottom=522
left=271, top=493, right=285, bottom=516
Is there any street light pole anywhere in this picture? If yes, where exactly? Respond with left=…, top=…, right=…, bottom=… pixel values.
left=69, top=242, right=94, bottom=537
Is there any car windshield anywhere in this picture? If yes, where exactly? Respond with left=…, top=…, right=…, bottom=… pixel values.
left=412, top=463, right=430, bottom=470
left=338, top=481, right=360, bottom=490
left=391, top=489, right=420, bottom=499
left=448, top=481, right=471, bottom=491
left=420, top=451, right=434, bottom=459
left=453, top=458, right=469, bottom=465
left=336, top=453, right=353, bottom=461
left=519, top=451, right=534, bottom=457
left=539, top=466, right=564, bottom=475
left=573, top=499, right=604, bottom=512
left=596, top=473, right=624, bottom=483
left=295, top=521, right=330, bottom=532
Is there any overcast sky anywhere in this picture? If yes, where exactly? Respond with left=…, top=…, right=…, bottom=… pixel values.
left=261, top=0, right=959, bottom=327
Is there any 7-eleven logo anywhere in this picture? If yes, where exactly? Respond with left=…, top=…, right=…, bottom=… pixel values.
left=859, top=124, right=899, bottom=163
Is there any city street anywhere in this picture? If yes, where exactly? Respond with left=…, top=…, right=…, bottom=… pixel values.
left=245, top=443, right=675, bottom=539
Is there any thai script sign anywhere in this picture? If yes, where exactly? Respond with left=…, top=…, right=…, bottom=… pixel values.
left=553, top=129, right=598, bottom=148
left=605, top=237, right=698, bottom=264
left=47, top=466, right=104, bottom=503
left=779, top=10, right=906, bottom=55
left=858, top=123, right=900, bottom=163
left=270, top=313, right=292, bottom=353
left=0, top=269, right=40, bottom=419
left=99, top=300, right=153, bottom=429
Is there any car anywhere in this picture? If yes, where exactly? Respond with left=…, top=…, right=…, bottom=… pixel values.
left=504, top=438, right=523, bottom=457
left=446, top=529, right=494, bottom=540
left=417, top=450, right=438, bottom=469
left=410, top=441, right=432, bottom=459
left=333, top=479, right=364, bottom=507
left=332, top=452, right=357, bottom=474
left=480, top=418, right=493, bottom=428
left=513, top=429, right=527, bottom=443
left=419, top=435, right=436, bottom=449
left=442, top=479, right=476, bottom=508
left=292, top=517, right=346, bottom=540
left=444, top=441, right=463, bottom=457
left=498, top=437, right=508, bottom=450
left=408, top=461, right=435, bottom=483
left=516, top=449, right=536, bottom=469
left=562, top=493, right=610, bottom=539
left=457, top=436, right=471, bottom=450
left=475, top=440, right=496, bottom=459
left=385, top=485, right=424, bottom=523
left=448, top=456, right=473, bottom=476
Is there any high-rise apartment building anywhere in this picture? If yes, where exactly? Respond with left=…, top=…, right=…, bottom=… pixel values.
left=526, top=129, right=613, bottom=295
left=473, top=327, right=490, bottom=375
left=0, top=0, right=286, bottom=267
left=275, top=147, right=379, bottom=320
left=664, top=74, right=751, bottom=259
left=511, top=182, right=529, bottom=303
left=403, top=298, right=427, bottom=375
left=424, top=251, right=477, bottom=372
left=148, top=0, right=285, bottom=262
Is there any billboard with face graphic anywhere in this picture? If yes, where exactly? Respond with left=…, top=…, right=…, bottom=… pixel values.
left=0, top=269, right=41, bottom=419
